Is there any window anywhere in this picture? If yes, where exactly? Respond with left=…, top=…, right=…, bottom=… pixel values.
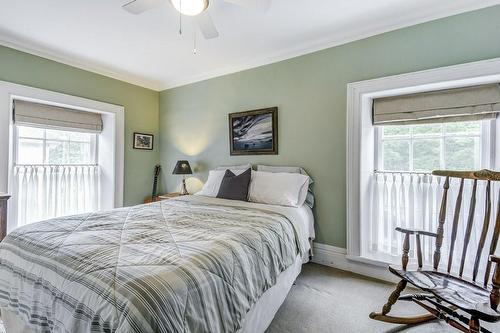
left=347, top=60, right=500, bottom=282
left=367, top=119, right=497, bottom=276
left=1, top=84, right=124, bottom=234
left=12, top=125, right=100, bottom=227
left=16, top=126, right=97, bottom=165
left=376, top=120, right=485, bottom=173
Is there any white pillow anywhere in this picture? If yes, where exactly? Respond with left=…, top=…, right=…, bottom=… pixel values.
left=215, top=164, right=252, bottom=171
left=196, top=169, right=247, bottom=197
left=248, top=170, right=310, bottom=207
left=256, top=165, right=314, bottom=208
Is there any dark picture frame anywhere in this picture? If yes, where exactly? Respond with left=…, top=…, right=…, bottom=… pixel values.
left=229, top=107, right=278, bottom=155
left=133, top=132, right=154, bottom=150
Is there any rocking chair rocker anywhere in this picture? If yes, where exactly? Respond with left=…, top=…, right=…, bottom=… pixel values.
left=370, top=169, right=500, bottom=333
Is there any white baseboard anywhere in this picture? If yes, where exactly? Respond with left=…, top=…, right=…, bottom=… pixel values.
left=312, top=243, right=348, bottom=270
left=311, top=242, right=399, bottom=283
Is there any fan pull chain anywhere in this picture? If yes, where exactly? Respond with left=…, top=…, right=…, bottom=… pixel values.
left=193, top=31, right=197, bottom=54
left=179, top=0, right=182, bottom=35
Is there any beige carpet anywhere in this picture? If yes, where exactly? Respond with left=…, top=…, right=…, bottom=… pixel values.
left=267, top=263, right=497, bottom=333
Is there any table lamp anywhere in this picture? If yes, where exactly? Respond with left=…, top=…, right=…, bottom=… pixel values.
left=172, top=160, right=192, bottom=195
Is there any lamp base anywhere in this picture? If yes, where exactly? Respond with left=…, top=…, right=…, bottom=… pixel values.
left=180, top=178, right=189, bottom=196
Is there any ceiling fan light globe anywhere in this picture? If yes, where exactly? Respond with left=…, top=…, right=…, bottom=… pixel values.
left=170, top=0, right=209, bottom=16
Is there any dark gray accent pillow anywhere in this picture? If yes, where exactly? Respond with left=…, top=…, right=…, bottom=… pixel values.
left=216, top=168, right=251, bottom=201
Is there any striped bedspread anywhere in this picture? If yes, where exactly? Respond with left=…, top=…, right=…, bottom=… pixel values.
left=0, top=198, right=304, bottom=333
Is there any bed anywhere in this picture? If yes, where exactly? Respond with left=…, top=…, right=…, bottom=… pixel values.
left=0, top=194, right=314, bottom=333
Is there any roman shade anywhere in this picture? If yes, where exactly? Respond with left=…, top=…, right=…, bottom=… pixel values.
left=372, top=83, right=500, bottom=125
left=13, top=100, right=103, bottom=133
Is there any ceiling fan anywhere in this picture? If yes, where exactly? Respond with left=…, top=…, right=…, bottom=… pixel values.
left=122, top=0, right=271, bottom=39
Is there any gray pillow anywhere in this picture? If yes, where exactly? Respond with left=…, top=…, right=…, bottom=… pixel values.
left=216, top=168, right=251, bottom=201
left=256, top=165, right=314, bottom=184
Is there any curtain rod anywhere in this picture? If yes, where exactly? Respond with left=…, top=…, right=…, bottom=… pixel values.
left=374, top=170, right=432, bottom=175
left=14, top=164, right=98, bottom=167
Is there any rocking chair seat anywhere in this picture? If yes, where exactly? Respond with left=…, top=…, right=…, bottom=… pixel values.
left=389, top=266, right=500, bottom=322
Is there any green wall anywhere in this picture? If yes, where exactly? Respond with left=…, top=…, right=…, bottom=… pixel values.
left=0, top=45, right=159, bottom=206
left=159, top=5, right=500, bottom=248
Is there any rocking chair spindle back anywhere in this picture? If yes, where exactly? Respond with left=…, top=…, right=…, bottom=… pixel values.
left=447, top=178, right=465, bottom=274
left=370, top=169, right=500, bottom=333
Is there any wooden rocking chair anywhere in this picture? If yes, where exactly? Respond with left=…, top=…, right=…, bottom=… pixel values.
left=370, top=169, right=500, bottom=333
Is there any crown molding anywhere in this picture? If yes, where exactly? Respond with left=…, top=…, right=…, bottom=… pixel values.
left=1, top=2, right=498, bottom=92
left=160, top=1, right=500, bottom=90
left=0, top=33, right=163, bottom=91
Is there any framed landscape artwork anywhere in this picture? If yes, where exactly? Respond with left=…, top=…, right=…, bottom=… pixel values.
left=229, top=107, right=278, bottom=155
left=133, top=132, right=154, bottom=150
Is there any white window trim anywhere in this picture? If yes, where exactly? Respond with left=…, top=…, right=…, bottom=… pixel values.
left=346, top=57, right=500, bottom=267
left=0, top=81, right=124, bottom=231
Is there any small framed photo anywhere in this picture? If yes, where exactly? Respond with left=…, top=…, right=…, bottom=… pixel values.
left=133, top=132, right=154, bottom=150
left=229, top=107, right=278, bottom=155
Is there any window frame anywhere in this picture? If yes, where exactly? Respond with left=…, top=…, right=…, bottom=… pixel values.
left=0, top=83, right=124, bottom=235
left=374, top=120, right=494, bottom=173
left=13, top=125, right=99, bottom=166
left=346, top=57, right=500, bottom=282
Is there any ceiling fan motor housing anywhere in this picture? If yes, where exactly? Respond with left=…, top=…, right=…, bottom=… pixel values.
left=170, top=0, right=209, bottom=16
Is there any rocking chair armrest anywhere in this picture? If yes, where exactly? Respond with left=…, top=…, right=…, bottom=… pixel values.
left=395, top=227, right=438, bottom=238
left=396, top=227, right=435, bottom=270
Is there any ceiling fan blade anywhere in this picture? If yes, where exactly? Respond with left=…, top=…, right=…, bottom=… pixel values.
left=223, top=0, right=271, bottom=11
left=196, top=12, right=219, bottom=39
left=122, top=0, right=165, bottom=14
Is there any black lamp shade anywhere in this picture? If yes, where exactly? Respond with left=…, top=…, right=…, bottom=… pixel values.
left=172, top=160, right=193, bottom=175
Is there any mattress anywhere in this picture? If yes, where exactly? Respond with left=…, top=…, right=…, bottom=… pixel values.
left=238, top=253, right=304, bottom=333
left=0, top=195, right=312, bottom=333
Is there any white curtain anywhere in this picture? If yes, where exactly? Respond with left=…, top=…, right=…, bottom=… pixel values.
left=11, top=165, right=99, bottom=228
left=366, top=172, right=500, bottom=282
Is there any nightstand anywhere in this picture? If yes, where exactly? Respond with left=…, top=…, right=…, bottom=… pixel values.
left=144, top=193, right=183, bottom=204
left=157, top=193, right=182, bottom=200
left=0, top=193, right=11, bottom=242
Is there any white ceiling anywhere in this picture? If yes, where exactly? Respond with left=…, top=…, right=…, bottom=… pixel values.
left=1, top=0, right=499, bottom=91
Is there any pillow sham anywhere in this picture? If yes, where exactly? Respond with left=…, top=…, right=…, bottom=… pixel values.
left=216, top=168, right=251, bottom=201
left=256, top=165, right=313, bottom=184
left=215, top=164, right=252, bottom=171
left=196, top=169, right=247, bottom=197
left=248, top=170, right=310, bottom=207
left=256, top=165, right=315, bottom=208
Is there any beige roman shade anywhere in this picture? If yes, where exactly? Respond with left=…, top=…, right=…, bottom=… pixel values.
left=373, top=83, right=500, bottom=125
left=13, top=100, right=103, bottom=133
